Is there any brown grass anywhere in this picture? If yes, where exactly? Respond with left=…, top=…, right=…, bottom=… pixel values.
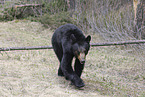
left=0, top=20, right=144, bottom=97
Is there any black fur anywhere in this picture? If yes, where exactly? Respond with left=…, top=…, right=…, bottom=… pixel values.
left=51, top=24, right=91, bottom=88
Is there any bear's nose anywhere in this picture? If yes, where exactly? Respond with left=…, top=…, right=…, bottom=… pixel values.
left=80, top=59, right=85, bottom=64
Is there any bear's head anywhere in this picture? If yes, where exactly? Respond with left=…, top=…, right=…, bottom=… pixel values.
left=71, top=34, right=91, bottom=64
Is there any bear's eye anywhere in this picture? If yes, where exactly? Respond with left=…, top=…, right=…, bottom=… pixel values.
left=79, top=48, right=86, bottom=54
left=83, top=49, right=87, bottom=53
left=84, top=50, right=88, bottom=55
left=77, top=51, right=80, bottom=55
left=75, top=51, right=80, bottom=56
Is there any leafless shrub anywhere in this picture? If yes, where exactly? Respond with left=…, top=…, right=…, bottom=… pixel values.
left=73, top=0, right=135, bottom=42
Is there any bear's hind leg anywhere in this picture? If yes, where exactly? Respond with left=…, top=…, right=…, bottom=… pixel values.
left=57, top=52, right=64, bottom=76
left=58, top=66, right=64, bottom=76
left=52, top=43, right=64, bottom=76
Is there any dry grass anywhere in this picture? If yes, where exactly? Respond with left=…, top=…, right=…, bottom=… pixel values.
left=85, top=47, right=145, bottom=96
left=0, top=20, right=108, bottom=97
left=0, top=20, right=144, bottom=97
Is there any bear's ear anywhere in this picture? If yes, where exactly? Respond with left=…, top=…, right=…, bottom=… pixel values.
left=70, top=34, right=76, bottom=43
left=85, top=35, right=91, bottom=43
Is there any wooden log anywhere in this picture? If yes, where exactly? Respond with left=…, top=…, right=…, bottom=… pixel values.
left=0, top=40, right=145, bottom=51
left=12, top=4, right=44, bottom=19
left=90, top=40, right=145, bottom=47
left=14, top=4, right=43, bottom=8
left=0, top=46, right=53, bottom=51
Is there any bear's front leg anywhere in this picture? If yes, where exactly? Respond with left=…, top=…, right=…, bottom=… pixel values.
left=71, top=74, right=85, bottom=88
left=61, top=54, right=85, bottom=88
left=74, top=58, right=85, bottom=77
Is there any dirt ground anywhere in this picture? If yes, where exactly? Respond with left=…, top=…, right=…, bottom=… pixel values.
left=0, top=20, right=144, bottom=97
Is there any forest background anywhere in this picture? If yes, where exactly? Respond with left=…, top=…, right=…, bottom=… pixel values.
left=0, top=0, right=145, bottom=97
left=0, top=0, right=144, bottom=40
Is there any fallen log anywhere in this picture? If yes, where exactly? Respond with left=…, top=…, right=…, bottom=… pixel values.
left=0, top=46, right=53, bottom=51
left=14, top=4, right=43, bottom=8
left=0, top=40, right=145, bottom=51
left=91, top=40, right=145, bottom=47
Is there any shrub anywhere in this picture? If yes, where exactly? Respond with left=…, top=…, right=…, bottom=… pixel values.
left=39, top=12, right=75, bottom=29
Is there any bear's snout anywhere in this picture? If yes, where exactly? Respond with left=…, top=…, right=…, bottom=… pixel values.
left=78, top=53, right=86, bottom=64
left=80, top=59, right=85, bottom=64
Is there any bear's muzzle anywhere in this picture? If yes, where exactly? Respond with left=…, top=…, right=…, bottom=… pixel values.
left=78, top=53, right=86, bottom=64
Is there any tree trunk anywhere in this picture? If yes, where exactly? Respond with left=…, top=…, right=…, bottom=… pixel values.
left=65, top=0, right=76, bottom=17
left=133, top=0, right=144, bottom=39
left=142, top=0, right=145, bottom=39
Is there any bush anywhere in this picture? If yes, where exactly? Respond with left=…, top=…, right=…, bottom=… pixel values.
left=39, top=12, right=75, bottom=29
left=42, top=0, right=68, bottom=14
left=73, top=0, right=135, bottom=41
left=0, top=7, right=15, bottom=21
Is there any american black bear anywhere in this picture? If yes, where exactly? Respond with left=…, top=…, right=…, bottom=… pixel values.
left=51, top=24, right=91, bottom=88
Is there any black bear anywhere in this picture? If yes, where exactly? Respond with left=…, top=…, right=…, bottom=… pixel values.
left=51, top=24, right=91, bottom=88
